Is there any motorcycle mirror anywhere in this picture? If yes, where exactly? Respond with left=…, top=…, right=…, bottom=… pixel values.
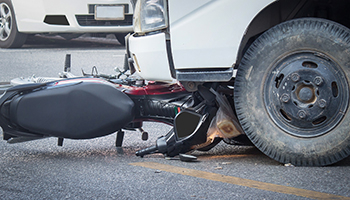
left=174, top=110, right=203, bottom=140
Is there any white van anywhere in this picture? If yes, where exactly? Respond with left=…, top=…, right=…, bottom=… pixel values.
left=126, top=0, right=350, bottom=166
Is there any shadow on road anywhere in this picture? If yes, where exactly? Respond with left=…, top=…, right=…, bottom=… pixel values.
left=22, top=34, right=125, bottom=49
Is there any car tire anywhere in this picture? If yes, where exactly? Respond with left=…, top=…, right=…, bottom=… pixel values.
left=0, top=0, right=27, bottom=48
left=234, top=18, right=350, bottom=166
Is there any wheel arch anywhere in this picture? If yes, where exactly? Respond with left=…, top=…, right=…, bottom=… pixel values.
left=5, top=0, right=20, bottom=30
left=236, top=0, right=350, bottom=68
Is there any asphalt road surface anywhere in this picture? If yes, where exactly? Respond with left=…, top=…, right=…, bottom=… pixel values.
left=0, top=35, right=349, bottom=200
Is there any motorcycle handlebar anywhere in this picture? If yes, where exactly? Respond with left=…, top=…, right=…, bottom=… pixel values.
left=135, top=145, right=157, bottom=157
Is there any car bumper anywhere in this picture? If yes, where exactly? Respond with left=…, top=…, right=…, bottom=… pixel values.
left=127, top=33, right=173, bottom=81
left=12, top=0, right=133, bottom=33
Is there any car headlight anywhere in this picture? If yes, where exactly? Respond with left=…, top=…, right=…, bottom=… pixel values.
left=133, top=0, right=168, bottom=34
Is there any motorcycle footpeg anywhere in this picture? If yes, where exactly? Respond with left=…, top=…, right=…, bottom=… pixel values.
left=179, top=154, right=197, bottom=162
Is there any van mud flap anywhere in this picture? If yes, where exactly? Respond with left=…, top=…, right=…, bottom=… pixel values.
left=0, top=78, right=135, bottom=142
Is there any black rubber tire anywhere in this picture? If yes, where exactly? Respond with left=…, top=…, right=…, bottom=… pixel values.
left=0, top=0, right=27, bottom=48
left=234, top=18, right=350, bottom=166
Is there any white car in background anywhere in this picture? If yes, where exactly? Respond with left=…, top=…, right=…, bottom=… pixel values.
left=0, top=0, right=133, bottom=48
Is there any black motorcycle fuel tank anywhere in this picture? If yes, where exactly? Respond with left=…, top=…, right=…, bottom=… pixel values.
left=0, top=78, right=135, bottom=139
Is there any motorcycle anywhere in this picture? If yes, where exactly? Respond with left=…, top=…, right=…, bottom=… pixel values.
left=0, top=54, right=249, bottom=161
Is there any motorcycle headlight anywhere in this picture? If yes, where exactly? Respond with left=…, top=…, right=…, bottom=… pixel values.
left=133, top=0, right=168, bottom=34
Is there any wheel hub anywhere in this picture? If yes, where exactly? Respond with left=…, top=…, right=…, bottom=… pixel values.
left=264, top=51, right=349, bottom=137
left=291, top=80, right=320, bottom=108
left=297, top=87, right=315, bottom=103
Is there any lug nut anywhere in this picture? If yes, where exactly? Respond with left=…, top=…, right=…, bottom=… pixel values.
left=298, top=110, right=307, bottom=119
left=318, top=99, right=327, bottom=109
left=291, top=73, right=300, bottom=82
left=281, top=93, right=290, bottom=103
left=314, top=76, right=323, bottom=86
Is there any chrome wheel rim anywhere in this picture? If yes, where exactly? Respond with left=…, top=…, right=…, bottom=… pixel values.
left=0, top=3, right=12, bottom=41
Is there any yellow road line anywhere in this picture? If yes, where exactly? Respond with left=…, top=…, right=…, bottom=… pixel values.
left=130, top=162, right=350, bottom=200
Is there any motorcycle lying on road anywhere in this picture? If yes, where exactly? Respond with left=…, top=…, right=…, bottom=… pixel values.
left=0, top=55, right=249, bottom=160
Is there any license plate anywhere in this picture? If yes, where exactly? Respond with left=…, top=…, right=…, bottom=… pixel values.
left=95, top=5, right=125, bottom=20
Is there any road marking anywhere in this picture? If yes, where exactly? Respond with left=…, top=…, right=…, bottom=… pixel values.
left=130, top=162, right=350, bottom=200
